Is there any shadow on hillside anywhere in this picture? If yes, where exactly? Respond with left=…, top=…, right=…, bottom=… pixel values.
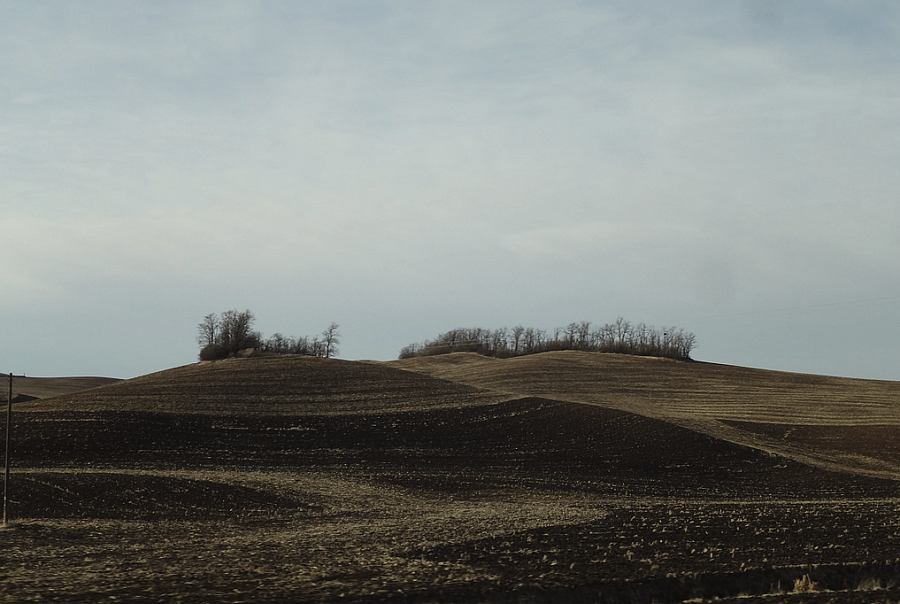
left=10, top=398, right=899, bottom=501
left=11, top=471, right=321, bottom=520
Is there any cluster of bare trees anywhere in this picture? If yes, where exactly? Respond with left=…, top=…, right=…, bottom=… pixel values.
left=260, top=323, right=340, bottom=359
left=198, top=310, right=340, bottom=360
left=399, top=317, right=696, bottom=361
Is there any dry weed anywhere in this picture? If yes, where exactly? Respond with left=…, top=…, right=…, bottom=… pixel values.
left=794, top=573, right=821, bottom=593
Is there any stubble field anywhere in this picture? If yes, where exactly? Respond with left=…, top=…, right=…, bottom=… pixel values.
left=2, top=353, right=900, bottom=602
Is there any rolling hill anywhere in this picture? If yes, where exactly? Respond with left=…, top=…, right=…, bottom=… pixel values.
left=13, top=352, right=900, bottom=495
left=391, top=351, right=900, bottom=479
left=5, top=352, right=900, bottom=603
left=15, top=355, right=508, bottom=414
left=4, top=375, right=120, bottom=402
left=390, top=351, right=900, bottom=425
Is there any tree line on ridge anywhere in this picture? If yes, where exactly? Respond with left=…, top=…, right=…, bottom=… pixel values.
left=398, top=318, right=696, bottom=361
left=197, top=309, right=340, bottom=360
left=196, top=312, right=696, bottom=363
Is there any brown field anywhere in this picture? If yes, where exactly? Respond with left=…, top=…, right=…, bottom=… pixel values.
left=2, top=353, right=900, bottom=603
left=5, top=375, right=121, bottom=403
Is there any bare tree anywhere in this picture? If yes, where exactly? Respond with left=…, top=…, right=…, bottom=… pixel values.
left=576, top=321, right=591, bottom=349
left=398, top=342, right=423, bottom=359
left=613, top=316, right=630, bottom=347
left=681, top=331, right=697, bottom=359
left=311, top=336, right=326, bottom=358
left=322, top=322, right=340, bottom=358
left=265, top=333, right=292, bottom=354
left=511, top=325, right=525, bottom=354
left=292, top=336, right=313, bottom=356
left=197, top=313, right=218, bottom=347
left=220, top=309, right=257, bottom=354
left=491, top=327, right=508, bottom=353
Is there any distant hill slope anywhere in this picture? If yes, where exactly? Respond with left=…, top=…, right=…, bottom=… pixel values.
left=16, top=356, right=511, bottom=414
left=8, top=376, right=121, bottom=402
left=15, top=352, right=900, bottom=486
left=389, top=351, right=900, bottom=425
left=389, top=351, right=900, bottom=479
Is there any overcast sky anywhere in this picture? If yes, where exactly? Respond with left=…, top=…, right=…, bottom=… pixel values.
left=3, top=1, right=900, bottom=380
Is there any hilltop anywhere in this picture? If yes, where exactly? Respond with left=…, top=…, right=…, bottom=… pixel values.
left=16, top=355, right=507, bottom=414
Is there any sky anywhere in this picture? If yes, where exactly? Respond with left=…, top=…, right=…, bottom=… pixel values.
left=3, top=1, right=900, bottom=380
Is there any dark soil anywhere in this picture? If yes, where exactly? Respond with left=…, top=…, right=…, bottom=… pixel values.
left=10, top=398, right=898, bottom=499
left=13, top=471, right=320, bottom=520
left=724, top=420, right=900, bottom=468
left=3, top=354, right=900, bottom=603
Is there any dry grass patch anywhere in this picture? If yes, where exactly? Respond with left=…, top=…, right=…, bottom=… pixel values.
left=389, top=351, right=900, bottom=425
left=9, top=376, right=121, bottom=401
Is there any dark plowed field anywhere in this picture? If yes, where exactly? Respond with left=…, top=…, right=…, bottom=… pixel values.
left=9, top=398, right=899, bottom=502
left=3, top=353, right=900, bottom=603
left=13, top=471, right=319, bottom=520
left=724, top=421, right=900, bottom=469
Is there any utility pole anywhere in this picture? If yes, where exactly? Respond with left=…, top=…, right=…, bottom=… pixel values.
left=4, top=372, right=25, bottom=528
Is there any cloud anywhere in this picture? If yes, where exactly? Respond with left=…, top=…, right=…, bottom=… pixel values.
left=500, top=221, right=702, bottom=261
left=2, top=1, right=900, bottom=378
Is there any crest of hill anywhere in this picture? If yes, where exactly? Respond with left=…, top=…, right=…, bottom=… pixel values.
left=17, top=356, right=510, bottom=415
left=389, top=351, right=900, bottom=426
